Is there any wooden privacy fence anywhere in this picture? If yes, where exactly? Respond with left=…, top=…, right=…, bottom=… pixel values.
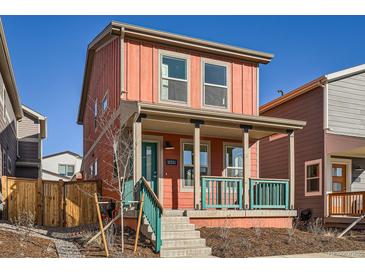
left=1, top=176, right=101, bottom=227
left=328, top=191, right=365, bottom=216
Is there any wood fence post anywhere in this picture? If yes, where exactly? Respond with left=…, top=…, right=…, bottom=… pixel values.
left=58, top=180, right=65, bottom=227
left=36, top=178, right=43, bottom=226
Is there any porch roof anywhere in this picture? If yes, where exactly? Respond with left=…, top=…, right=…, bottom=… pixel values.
left=123, top=101, right=306, bottom=140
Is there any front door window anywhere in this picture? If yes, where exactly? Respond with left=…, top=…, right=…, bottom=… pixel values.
left=142, top=142, right=158, bottom=194
left=332, top=164, right=346, bottom=192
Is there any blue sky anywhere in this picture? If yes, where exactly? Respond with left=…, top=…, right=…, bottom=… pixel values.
left=2, top=16, right=365, bottom=156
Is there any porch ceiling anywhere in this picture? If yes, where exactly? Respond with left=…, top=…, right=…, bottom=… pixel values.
left=121, top=100, right=306, bottom=140
left=326, top=133, right=365, bottom=157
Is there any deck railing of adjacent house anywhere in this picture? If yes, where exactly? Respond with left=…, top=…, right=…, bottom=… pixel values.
left=139, top=177, right=163, bottom=252
left=249, top=178, right=289, bottom=209
left=201, top=176, right=243, bottom=209
left=328, top=191, right=365, bottom=216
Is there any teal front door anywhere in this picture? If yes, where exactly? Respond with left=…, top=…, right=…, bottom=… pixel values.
left=142, top=142, right=158, bottom=195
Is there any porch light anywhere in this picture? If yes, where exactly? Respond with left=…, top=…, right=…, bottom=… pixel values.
left=164, top=141, right=175, bottom=150
left=354, top=165, right=364, bottom=171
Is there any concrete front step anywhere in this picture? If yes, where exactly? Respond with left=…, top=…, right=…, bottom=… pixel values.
left=163, top=210, right=185, bottom=217
left=161, top=216, right=189, bottom=224
left=160, top=246, right=212, bottom=258
left=162, top=238, right=206, bottom=249
left=162, top=230, right=200, bottom=240
left=162, top=223, right=195, bottom=231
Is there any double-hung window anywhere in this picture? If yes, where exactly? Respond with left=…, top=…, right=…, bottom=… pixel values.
left=305, top=159, right=322, bottom=196
left=102, top=93, right=108, bottom=112
left=182, top=143, right=209, bottom=187
left=225, top=145, right=243, bottom=177
left=160, top=54, right=188, bottom=104
left=58, top=164, right=75, bottom=177
left=203, top=62, right=228, bottom=108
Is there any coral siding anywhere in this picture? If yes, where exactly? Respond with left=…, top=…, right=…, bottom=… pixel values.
left=143, top=131, right=257, bottom=209
left=260, top=86, right=324, bottom=217
left=124, top=38, right=257, bottom=115
left=190, top=217, right=292, bottom=228
left=82, top=37, right=120, bottom=175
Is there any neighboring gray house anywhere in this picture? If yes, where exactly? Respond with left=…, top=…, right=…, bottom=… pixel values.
left=0, top=18, right=23, bottom=179
left=42, top=151, right=82, bottom=181
left=15, top=105, right=47, bottom=179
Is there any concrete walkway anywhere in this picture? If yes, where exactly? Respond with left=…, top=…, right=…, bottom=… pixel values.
left=268, top=250, right=365, bottom=258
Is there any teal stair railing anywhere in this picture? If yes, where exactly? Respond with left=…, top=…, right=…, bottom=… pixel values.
left=249, top=178, right=289, bottom=209
left=201, top=176, right=243, bottom=209
left=122, top=178, right=135, bottom=207
left=139, top=177, right=163, bottom=252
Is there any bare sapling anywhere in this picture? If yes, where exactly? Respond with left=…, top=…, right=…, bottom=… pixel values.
left=84, top=95, right=136, bottom=253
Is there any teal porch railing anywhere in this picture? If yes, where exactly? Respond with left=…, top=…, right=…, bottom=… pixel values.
left=249, top=178, right=289, bottom=209
left=139, top=177, right=163, bottom=252
left=201, top=176, right=243, bottom=209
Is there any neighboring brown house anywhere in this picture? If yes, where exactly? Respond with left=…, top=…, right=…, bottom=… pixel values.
left=260, top=64, right=365, bottom=225
left=0, top=18, right=23, bottom=179
left=16, top=105, right=47, bottom=179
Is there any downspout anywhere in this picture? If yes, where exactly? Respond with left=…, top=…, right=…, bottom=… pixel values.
left=322, top=80, right=331, bottom=217
left=120, top=27, right=126, bottom=98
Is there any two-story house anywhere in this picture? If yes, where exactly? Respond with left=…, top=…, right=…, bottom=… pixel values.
left=0, top=19, right=23, bottom=180
left=42, top=151, right=82, bottom=181
left=16, top=105, right=47, bottom=179
left=77, top=22, right=306, bottom=239
left=260, top=64, right=365, bottom=227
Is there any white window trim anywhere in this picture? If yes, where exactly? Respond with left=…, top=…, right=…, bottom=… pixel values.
left=223, top=142, right=243, bottom=177
left=158, top=50, right=190, bottom=107
left=201, top=58, right=230, bottom=112
left=330, top=158, right=352, bottom=192
left=304, top=159, right=322, bottom=197
left=180, top=139, right=210, bottom=192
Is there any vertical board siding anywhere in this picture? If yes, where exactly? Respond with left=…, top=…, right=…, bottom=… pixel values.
left=124, top=38, right=257, bottom=115
left=328, top=72, right=365, bottom=138
left=260, top=86, right=325, bottom=217
left=83, top=38, right=120, bottom=156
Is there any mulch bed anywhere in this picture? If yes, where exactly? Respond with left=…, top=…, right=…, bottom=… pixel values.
left=78, top=227, right=158, bottom=258
left=199, top=227, right=365, bottom=258
left=0, top=229, right=58, bottom=258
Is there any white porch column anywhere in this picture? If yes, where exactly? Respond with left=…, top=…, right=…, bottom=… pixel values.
left=192, top=119, right=204, bottom=209
left=241, top=125, right=251, bottom=209
left=288, top=130, right=295, bottom=209
left=133, top=114, right=144, bottom=182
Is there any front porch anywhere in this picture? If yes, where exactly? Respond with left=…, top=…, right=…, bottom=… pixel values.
left=122, top=101, right=305, bottom=214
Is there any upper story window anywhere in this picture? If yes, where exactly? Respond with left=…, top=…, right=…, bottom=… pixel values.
left=102, top=93, right=108, bottom=112
left=224, top=145, right=243, bottom=177
left=203, top=62, right=228, bottom=109
left=58, top=164, right=75, bottom=177
left=160, top=54, right=188, bottom=104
